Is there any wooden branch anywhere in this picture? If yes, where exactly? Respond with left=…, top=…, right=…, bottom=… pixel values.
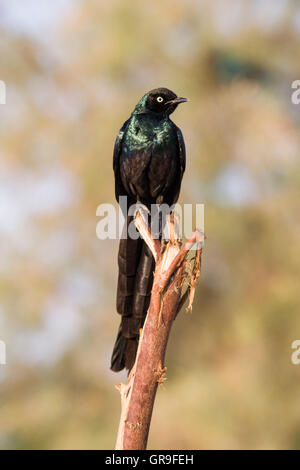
left=134, top=210, right=161, bottom=261
left=159, top=229, right=204, bottom=293
left=115, top=213, right=204, bottom=450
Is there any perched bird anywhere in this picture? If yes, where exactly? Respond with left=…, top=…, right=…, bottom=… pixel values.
left=111, top=88, right=187, bottom=372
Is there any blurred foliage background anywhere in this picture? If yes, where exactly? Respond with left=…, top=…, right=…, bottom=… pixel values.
left=0, top=0, right=300, bottom=450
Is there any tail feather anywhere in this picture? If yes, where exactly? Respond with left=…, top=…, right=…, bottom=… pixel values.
left=110, top=326, right=126, bottom=372
left=132, top=244, right=154, bottom=317
left=111, top=216, right=154, bottom=372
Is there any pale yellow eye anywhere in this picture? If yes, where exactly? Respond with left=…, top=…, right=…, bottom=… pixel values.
left=157, top=96, right=163, bottom=103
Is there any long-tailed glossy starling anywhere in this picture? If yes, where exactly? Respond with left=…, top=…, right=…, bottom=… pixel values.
left=111, top=88, right=187, bottom=372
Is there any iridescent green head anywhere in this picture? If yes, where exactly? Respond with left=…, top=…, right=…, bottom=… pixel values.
left=134, top=88, right=188, bottom=116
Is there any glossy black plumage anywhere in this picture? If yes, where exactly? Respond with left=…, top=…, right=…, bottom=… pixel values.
left=111, top=88, right=186, bottom=372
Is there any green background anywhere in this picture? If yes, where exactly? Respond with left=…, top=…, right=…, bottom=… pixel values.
left=0, top=0, right=300, bottom=449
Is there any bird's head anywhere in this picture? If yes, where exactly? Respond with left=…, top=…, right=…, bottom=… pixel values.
left=134, top=88, right=188, bottom=116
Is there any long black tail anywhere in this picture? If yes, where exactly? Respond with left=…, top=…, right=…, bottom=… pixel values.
left=111, top=216, right=154, bottom=372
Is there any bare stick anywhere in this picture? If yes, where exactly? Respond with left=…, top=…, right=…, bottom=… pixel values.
left=115, top=214, right=203, bottom=450
left=134, top=210, right=161, bottom=261
left=159, top=229, right=204, bottom=293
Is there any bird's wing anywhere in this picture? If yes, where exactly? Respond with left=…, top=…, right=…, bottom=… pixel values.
left=175, top=125, right=186, bottom=178
left=113, top=118, right=130, bottom=202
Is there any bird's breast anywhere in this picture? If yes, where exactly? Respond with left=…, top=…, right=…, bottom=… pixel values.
left=120, top=116, right=179, bottom=203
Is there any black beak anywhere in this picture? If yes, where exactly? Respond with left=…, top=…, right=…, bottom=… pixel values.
left=167, top=97, right=188, bottom=105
